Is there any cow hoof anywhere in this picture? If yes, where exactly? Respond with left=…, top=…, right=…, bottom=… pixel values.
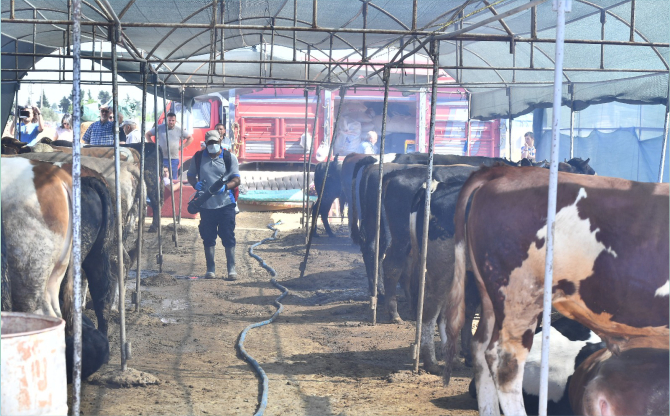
left=391, top=316, right=403, bottom=324
left=424, top=362, right=441, bottom=375
left=147, top=225, right=158, bottom=233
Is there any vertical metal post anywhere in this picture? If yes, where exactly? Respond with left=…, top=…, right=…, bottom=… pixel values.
left=299, top=87, right=345, bottom=280
left=269, top=18, right=275, bottom=78
left=154, top=77, right=163, bottom=273
left=362, top=1, right=368, bottom=62
left=312, top=0, right=317, bottom=28
left=304, top=87, right=321, bottom=241
left=32, top=9, right=36, bottom=70
left=466, top=91, right=472, bottom=156
left=10, top=0, right=14, bottom=19
left=292, top=0, right=298, bottom=61
left=417, top=88, right=426, bottom=152
left=412, top=0, right=418, bottom=31
left=658, top=101, right=669, bottom=183
left=372, top=68, right=391, bottom=326
left=629, top=0, right=636, bottom=42
left=302, top=89, right=310, bottom=233
left=307, top=45, right=311, bottom=80
left=600, top=10, right=606, bottom=70
left=569, top=85, right=575, bottom=159
left=67, top=0, right=72, bottom=55
left=111, top=23, right=128, bottom=372
left=259, top=34, right=264, bottom=84
left=71, top=1, right=83, bottom=413
left=163, top=86, right=178, bottom=247
left=14, top=87, right=19, bottom=141
left=508, top=88, right=514, bottom=160
left=91, top=26, right=96, bottom=71
left=539, top=0, right=569, bottom=414
left=328, top=33, right=334, bottom=83
left=178, top=89, right=185, bottom=223
left=135, top=63, right=148, bottom=313
left=414, top=39, right=440, bottom=372
left=531, top=4, right=537, bottom=68
left=220, top=0, right=225, bottom=80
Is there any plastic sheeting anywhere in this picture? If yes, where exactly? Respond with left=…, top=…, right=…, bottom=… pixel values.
left=535, top=127, right=669, bottom=183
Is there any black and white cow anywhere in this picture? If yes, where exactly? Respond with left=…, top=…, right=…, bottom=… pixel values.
left=312, top=156, right=343, bottom=238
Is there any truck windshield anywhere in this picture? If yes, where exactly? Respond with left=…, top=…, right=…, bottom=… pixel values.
left=172, top=101, right=212, bottom=128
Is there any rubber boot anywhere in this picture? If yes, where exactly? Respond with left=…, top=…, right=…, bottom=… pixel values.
left=204, top=246, right=216, bottom=279
left=225, top=245, right=237, bottom=280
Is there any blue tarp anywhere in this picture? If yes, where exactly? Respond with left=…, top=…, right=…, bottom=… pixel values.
left=536, top=128, right=669, bottom=183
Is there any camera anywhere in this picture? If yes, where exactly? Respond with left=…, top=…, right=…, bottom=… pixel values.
left=19, top=110, right=30, bottom=118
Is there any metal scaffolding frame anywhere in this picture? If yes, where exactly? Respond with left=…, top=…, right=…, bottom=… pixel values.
left=2, top=2, right=667, bottom=415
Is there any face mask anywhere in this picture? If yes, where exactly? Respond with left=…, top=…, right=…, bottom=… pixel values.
left=207, top=143, right=221, bottom=153
left=163, top=176, right=171, bottom=186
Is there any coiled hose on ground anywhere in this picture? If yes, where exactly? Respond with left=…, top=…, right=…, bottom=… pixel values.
left=237, top=221, right=289, bottom=416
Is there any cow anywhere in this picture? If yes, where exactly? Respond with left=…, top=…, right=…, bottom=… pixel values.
left=469, top=317, right=606, bottom=415
left=311, top=156, right=343, bottom=237
left=65, top=314, right=110, bottom=383
left=392, top=152, right=517, bottom=167
left=445, top=165, right=669, bottom=415
left=340, top=152, right=371, bottom=243
left=16, top=152, right=142, bottom=311
left=1, top=158, right=74, bottom=321
left=569, top=347, right=669, bottom=416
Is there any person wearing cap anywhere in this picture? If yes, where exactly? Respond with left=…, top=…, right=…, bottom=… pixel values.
left=187, top=130, right=241, bottom=280
left=120, top=118, right=141, bottom=144
left=146, top=112, right=193, bottom=180
left=82, top=105, right=115, bottom=145
left=9, top=105, right=44, bottom=143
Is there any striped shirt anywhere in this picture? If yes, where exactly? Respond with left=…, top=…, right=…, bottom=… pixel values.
left=82, top=120, right=115, bottom=145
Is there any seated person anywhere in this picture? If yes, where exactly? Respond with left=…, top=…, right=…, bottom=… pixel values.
left=357, top=131, right=379, bottom=154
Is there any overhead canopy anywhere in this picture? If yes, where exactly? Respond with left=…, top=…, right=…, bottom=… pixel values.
left=1, top=0, right=668, bottom=122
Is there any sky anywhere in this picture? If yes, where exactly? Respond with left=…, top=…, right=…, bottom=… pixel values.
left=17, top=42, right=155, bottom=113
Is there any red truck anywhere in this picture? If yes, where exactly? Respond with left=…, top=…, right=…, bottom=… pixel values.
left=163, top=86, right=501, bottom=168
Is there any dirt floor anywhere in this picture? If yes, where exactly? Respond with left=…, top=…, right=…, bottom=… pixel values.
left=76, top=210, right=478, bottom=415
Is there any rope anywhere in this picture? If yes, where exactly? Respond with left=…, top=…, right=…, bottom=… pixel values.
left=236, top=221, right=289, bottom=416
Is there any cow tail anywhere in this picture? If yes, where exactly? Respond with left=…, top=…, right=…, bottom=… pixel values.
left=443, top=168, right=491, bottom=385
left=1, top=224, right=11, bottom=311
left=61, top=180, right=75, bottom=337
left=85, top=175, right=114, bottom=302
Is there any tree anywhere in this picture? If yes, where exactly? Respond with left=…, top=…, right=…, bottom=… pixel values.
left=60, top=96, right=71, bottom=114
left=98, top=90, right=111, bottom=105
left=37, top=91, right=50, bottom=109
left=122, top=93, right=141, bottom=118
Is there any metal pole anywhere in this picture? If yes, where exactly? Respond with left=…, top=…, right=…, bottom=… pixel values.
left=178, top=89, right=185, bottom=223
left=372, top=68, right=391, bottom=326
left=304, top=86, right=321, bottom=241
left=414, top=39, right=440, bottom=373
left=14, top=87, right=19, bottom=141
left=292, top=0, right=298, bottom=61
left=658, top=102, right=669, bottom=183
left=163, top=86, right=178, bottom=247
left=466, top=91, right=471, bottom=156
left=569, top=85, right=575, bottom=159
left=154, top=77, right=163, bottom=273
left=135, top=64, right=148, bottom=313
left=539, top=1, right=569, bottom=414
left=111, top=23, right=128, bottom=372
left=299, top=87, right=346, bottom=279
left=302, top=89, right=310, bottom=233
left=71, top=0, right=83, bottom=412
left=508, top=88, right=514, bottom=160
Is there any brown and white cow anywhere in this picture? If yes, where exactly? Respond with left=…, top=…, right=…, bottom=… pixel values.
left=569, top=347, right=668, bottom=416
left=445, top=165, right=669, bottom=415
left=1, top=158, right=73, bottom=321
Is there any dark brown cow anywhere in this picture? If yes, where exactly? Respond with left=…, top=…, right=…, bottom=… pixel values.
left=446, top=165, right=669, bottom=415
left=312, top=156, right=343, bottom=237
left=340, top=152, right=371, bottom=243
left=569, top=348, right=668, bottom=416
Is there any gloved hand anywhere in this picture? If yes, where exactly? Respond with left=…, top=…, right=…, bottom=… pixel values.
left=215, top=184, right=227, bottom=195
left=195, top=181, right=204, bottom=191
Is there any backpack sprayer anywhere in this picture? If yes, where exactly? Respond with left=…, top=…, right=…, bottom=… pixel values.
left=187, top=174, right=227, bottom=214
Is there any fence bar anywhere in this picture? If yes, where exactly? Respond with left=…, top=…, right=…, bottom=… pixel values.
left=304, top=87, right=321, bottom=241
left=372, top=68, right=391, bottom=325
left=162, top=86, right=179, bottom=247
left=135, top=63, right=148, bottom=313
left=466, top=91, right=471, bottom=156
left=414, top=39, right=440, bottom=372
left=178, top=89, right=185, bottom=223
left=539, top=1, right=569, bottom=414
left=299, top=87, right=346, bottom=279
left=154, top=77, right=163, bottom=273
left=569, top=86, right=575, bottom=159
left=292, top=0, right=297, bottom=61
left=658, top=101, right=669, bottom=183
left=508, top=88, right=513, bottom=160
left=71, top=0, right=83, bottom=412
left=111, top=23, right=128, bottom=371
left=302, top=89, right=310, bottom=234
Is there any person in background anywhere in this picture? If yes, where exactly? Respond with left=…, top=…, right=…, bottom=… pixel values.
left=52, top=114, right=73, bottom=142
left=82, top=105, right=115, bottom=145
left=120, top=119, right=140, bottom=144
left=187, top=130, right=241, bottom=280
left=113, top=113, right=127, bottom=143
left=146, top=112, right=193, bottom=179
left=9, top=105, right=44, bottom=143
left=162, top=166, right=182, bottom=193
left=357, top=131, right=379, bottom=155
left=521, top=131, right=536, bottom=162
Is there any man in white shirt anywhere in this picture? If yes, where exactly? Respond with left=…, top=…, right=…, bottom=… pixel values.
left=145, top=112, right=193, bottom=179
left=120, top=119, right=141, bottom=144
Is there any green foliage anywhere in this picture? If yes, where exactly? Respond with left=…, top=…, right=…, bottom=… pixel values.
left=59, top=96, right=71, bottom=114
left=85, top=89, right=97, bottom=104
left=98, top=90, right=111, bottom=104
left=40, top=107, right=58, bottom=122
left=37, top=91, right=50, bottom=109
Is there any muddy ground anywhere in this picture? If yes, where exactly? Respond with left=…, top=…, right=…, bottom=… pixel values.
left=76, top=211, right=478, bottom=415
